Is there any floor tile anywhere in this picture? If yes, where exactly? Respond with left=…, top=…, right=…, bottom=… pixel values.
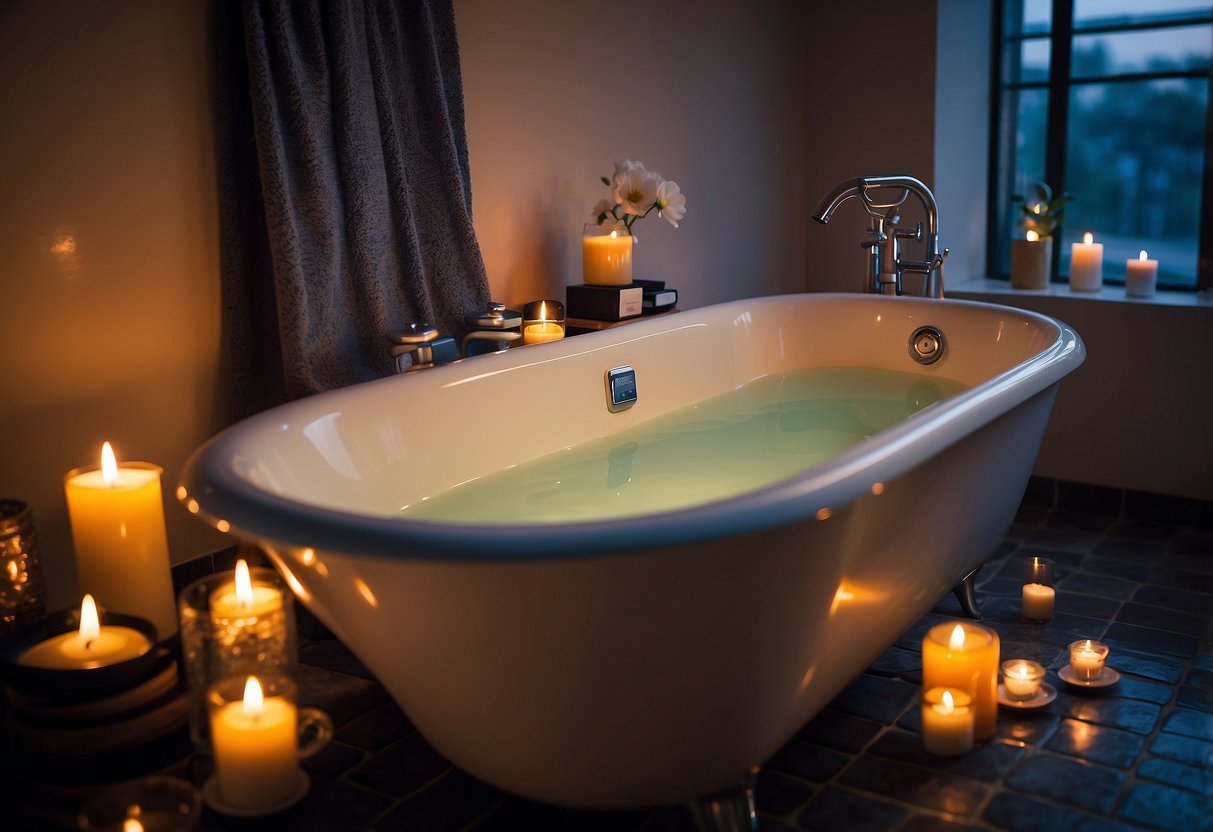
left=828, top=674, right=919, bottom=725
left=838, top=756, right=989, bottom=815
left=797, top=787, right=907, bottom=832
left=982, top=792, right=1140, bottom=832
left=1002, top=754, right=1123, bottom=814
left=765, top=738, right=851, bottom=782
left=754, top=768, right=815, bottom=815
left=795, top=708, right=884, bottom=753
left=1116, top=782, right=1213, bottom=832
left=1136, top=757, right=1213, bottom=798
left=1044, top=718, right=1145, bottom=768
left=374, top=768, right=502, bottom=832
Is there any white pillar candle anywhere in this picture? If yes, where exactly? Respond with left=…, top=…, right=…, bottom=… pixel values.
left=18, top=594, right=152, bottom=669
left=921, top=687, right=974, bottom=756
left=64, top=443, right=177, bottom=637
left=1125, top=250, right=1158, bottom=297
left=1022, top=583, right=1055, bottom=621
left=1069, top=639, right=1109, bottom=681
left=210, top=676, right=300, bottom=810
left=1069, top=232, right=1103, bottom=292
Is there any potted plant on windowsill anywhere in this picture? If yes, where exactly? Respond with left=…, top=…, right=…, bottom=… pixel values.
left=1009, top=182, right=1074, bottom=289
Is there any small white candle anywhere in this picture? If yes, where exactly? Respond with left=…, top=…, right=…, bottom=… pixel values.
left=210, top=676, right=300, bottom=810
left=921, top=687, right=974, bottom=756
left=1022, top=582, right=1055, bottom=621
left=1002, top=659, right=1045, bottom=701
left=1125, top=250, right=1158, bottom=297
left=18, top=594, right=152, bottom=669
left=1069, top=639, right=1109, bottom=681
left=1069, top=232, right=1103, bottom=292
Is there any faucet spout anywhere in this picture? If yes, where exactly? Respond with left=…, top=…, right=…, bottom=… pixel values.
left=812, top=178, right=863, bottom=224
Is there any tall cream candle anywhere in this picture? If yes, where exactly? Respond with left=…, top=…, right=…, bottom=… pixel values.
left=1069, top=232, right=1103, bottom=292
left=922, top=621, right=1000, bottom=739
left=64, top=443, right=177, bottom=637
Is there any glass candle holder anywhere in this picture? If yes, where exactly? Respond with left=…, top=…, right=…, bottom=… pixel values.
left=205, top=674, right=331, bottom=815
left=921, top=621, right=999, bottom=740
left=1022, top=556, right=1055, bottom=622
left=179, top=564, right=296, bottom=754
left=0, top=499, right=47, bottom=636
left=1001, top=659, right=1045, bottom=701
left=921, top=687, right=974, bottom=756
left=582, top=220, right=633, bottom=286
left=1068, top=639, right=1109, bottom=681
left=522, top=300, right=566, bottom=345
left=78, top=775, right=200, bottom=831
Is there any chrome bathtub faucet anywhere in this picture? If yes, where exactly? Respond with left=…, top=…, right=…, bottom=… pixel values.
left=813, top=175, right=947, bottom=298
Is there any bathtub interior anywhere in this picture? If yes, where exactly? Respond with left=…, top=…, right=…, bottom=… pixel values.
left=216, top=294, right=1065, bottom=521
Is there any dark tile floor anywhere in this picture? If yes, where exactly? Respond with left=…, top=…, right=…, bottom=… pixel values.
left=6, top=490, right=1212, bottom=831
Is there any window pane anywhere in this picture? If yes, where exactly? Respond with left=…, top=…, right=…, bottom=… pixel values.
left=993, top=87, right=1050, bottom=276
left=1073, top=25, right=1212, bottom=78
left=1062, top=78, right=1206, bottom=287
left=1005, top=0, right=1051, bottom=37
left=1006, top=37, right=1051, bottom=84
left=1074, top=0, right=1213, bottom=28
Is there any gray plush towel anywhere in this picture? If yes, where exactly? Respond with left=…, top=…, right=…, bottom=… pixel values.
left=216, top=0, right=490, bottom=416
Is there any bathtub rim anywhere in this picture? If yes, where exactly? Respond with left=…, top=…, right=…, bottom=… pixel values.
left=180, top=293, right=1085, bottom=561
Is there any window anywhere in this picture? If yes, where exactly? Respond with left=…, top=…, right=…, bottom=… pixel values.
left=991, top=0, right=1212, bottom=289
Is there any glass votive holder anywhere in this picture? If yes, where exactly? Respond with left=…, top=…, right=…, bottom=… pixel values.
left=582, top=219, right=634, bottom=286
left=78, top=775, right=200, bottom=831
left=0, top=499, right=47, bottom=636
left=1001, top=659, right=1045, bottom=701
left=205, top=674, right=331, bottom=815
left=1021, top=556, right=1055, bottom=622
left=521, top=299, right=566, bottom=345
left=1068, top=639, right=1110, bottom=681
left=920, top=686, right=974, bottom=757
left=178, top=563, right=296, bottom=754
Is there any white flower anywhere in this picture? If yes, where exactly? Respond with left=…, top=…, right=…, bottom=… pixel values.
left=613, top=167, right=661, bottom=217
left=591, top=198, right=615, bottom=223
left=655, top=180, right=686, bottom=228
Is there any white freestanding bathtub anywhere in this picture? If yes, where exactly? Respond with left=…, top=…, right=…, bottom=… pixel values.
left=180, top=293, right=1083, bottom=812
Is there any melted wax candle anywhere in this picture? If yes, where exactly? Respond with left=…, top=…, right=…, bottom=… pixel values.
left=19, top=594, right=151, bottom=669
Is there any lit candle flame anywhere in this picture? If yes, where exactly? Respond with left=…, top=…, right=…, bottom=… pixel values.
left=242, top=675, right=264, bottom=719
left=1082, top=231, right=1094, bottom=245
left=234, top=559, right=253, bottom=610
left=79, top=593, right=101, bottom=649
left=123, top=805, right=144, bottom=832
left=539, top=301, right=548, bottom=320
left=941, top=690, right=955, bottom=713
left=101, top=441, right=119, bottom=487
left=609, top=229, right=617, bottom=239
left=1031, top=203, right=1042, bottom=215
left=1026, top=230, right=1039, bottom=242
left=1138, top=250, right=1148, bottom=261
left=949, top=624, right=965, bottom=650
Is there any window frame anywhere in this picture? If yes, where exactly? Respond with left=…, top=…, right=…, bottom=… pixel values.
left=988, top=0, right=1213, bottom=291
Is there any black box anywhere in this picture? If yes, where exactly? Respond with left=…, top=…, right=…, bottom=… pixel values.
left=566, top=283, right=644, bottom=321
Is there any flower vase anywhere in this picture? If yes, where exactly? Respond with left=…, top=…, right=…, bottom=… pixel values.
left=1010, top=236, right=1052, bottom=289
left=582, top=219, right=633, bottom=286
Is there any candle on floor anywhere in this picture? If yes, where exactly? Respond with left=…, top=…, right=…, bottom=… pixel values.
left=921, top=687, right=974, bottom=756
left=209, top=676, right=300, bottom=811
left=1125, top=250, right=1158, bottom=297
left=209, top=559, right=287, bottom=665
left=64, top=442, right=177, bottom=637
left=1021, top=556, right=1055, bottom=622
left=1068, top=639, right=1109, bottom=681
left=922, top=621, right=1000, bottom=739
left=582, top=222, right=633, bottom=286
left=18, top=594, right=152, bottom=669
left=1069, top=232, right=1103, bottom=292
left=1001, top=659, right=1045, bottom=701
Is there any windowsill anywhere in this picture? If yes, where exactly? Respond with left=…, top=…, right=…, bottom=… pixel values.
left=949, top=278, right=1213, bottom=310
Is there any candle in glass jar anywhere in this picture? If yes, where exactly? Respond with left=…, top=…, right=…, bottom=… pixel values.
left=1125, top=250, right=1158, bottom=297
left=210, top=676, right=299, bottom=810
left=211, top=559, right=283, bottom=620
left=64, top=442, right=177, bottom=637
left=1068, top=639, right=1109, bottom=681
left=523, top=322, right=565, bottom=345
left=18, top=594, right=152, bottom=669
left=583, top=224, right=633, bottom=286
left=1001, top=659, right=1045, bottom=701
left=921, top=687, right=974, bottom=756
left=922, top=621, right=1000, bottom=739
left=1069, top=232, right=1103, bottom=292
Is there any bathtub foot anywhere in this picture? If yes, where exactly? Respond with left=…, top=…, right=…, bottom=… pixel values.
left=685, top=772, right=756, bottom=832
left=952, top=567, right=983, bottom=619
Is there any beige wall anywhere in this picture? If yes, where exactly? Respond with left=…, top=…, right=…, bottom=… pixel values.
left=0, top=0, right=230, bottom=608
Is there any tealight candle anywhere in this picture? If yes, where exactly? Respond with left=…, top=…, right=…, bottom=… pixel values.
left=18, top=594, right=152, bottom=669
left=921, top=687, right=974, bottom=756
left=209, top=676, right=300, bottom=811
left=209, top=559, right=287, bottom=666
left=583, top=222, right=633, bottom=286
left=1069, top=232, right=1103, bottom=292
left=64, top=442, right=177, bottom=637
left=521, top=299, right=566, bottom=345
left=1001, top=659, right=1045, bottom=701
left=1125, top=250, right=1158, bottom=297
left=1068, top=639, right=1109, bottom=681
left=922, top=621, right=1000, bottom=739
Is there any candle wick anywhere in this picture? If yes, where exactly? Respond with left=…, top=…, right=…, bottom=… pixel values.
left=83, top=638, right=94, bottom=651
